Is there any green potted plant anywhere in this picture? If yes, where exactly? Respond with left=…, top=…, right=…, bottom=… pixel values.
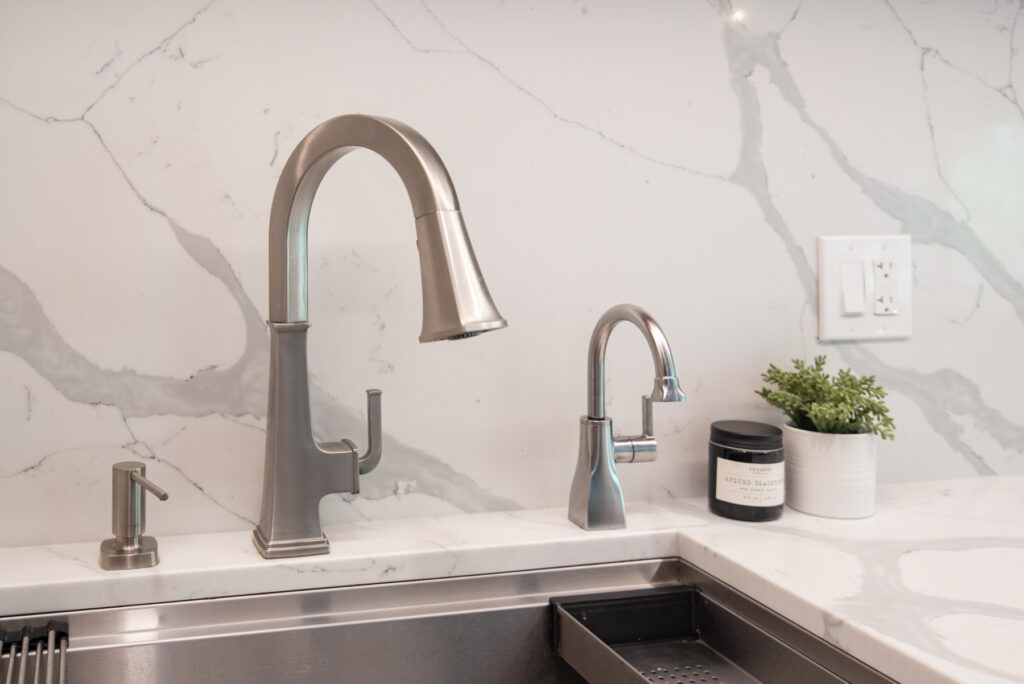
left=757, top=355, right=895, bottom=518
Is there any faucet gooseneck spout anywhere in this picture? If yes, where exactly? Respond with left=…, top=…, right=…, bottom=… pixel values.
left=569, top=304, right=685, bottom=530
left=587, top=304, right=685, bottom=421
left=267, top=114, right=506, bottom=338
left=255, top=115, right=507, bottom=559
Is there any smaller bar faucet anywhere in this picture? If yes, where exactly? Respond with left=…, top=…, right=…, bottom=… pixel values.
left=254, top=115, right=506, bottom=559
left=568, top=304, right=685, bottom=530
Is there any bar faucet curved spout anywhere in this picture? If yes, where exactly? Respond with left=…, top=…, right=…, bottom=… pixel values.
left=587, top=304, right=686, bottom=421
left=569, top=304, right=685, bottom=531
left=255, top=115, right=507, bottom=559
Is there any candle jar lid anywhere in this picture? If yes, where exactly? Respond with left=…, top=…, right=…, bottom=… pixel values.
left=710, top=420, right=782, bottom=451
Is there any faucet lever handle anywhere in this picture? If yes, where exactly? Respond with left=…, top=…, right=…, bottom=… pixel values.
left=641, top=395, right=655, bottom=439
left=358, top=389, right=383, bottom=475
left=613, top=396, right=659, bottom=464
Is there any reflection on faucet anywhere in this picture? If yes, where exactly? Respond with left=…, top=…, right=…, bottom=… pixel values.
left=569, top=304, right=685, bottom=530
left=254, top=115, right=507, bottom=559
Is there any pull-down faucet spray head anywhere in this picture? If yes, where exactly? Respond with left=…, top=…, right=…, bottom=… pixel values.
left=413, top=208, right=507, bottom=342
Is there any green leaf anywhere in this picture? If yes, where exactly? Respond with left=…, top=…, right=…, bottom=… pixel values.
left=756, top=355, right=895, bottom=440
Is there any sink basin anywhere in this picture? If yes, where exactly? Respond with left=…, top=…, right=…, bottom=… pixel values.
left=0, top=559, right=890, bottom=683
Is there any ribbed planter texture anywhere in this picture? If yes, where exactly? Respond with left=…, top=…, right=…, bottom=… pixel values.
left=782, top=423, right=877, bottom=519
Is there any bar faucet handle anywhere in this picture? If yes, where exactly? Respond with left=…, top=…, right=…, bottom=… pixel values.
left=641, top=395, right=655, bottom=438
left=613, top=396, right=659, bottom=464
left=358, top=389, right=383, bottom=475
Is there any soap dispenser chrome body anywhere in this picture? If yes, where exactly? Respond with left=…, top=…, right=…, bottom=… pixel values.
left=254, top=115, right=507, bottom=559
left=569, top=304, right=685, bottom=530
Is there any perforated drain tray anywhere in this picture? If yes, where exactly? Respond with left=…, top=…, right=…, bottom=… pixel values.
left=551, top=581, right=895, bottom=684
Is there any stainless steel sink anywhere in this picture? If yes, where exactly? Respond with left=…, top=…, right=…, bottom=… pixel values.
left=0, top=559, right=891, bottom=683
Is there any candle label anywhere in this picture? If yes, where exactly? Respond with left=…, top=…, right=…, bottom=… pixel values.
left=715, top=458, right=784, bottom=507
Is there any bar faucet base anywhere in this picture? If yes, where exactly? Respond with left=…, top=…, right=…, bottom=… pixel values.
left=99, top=536, right=159, bottom=570
left=568, top=418, right=627, bottom=531
left=252, top=527, right=330, bottom=559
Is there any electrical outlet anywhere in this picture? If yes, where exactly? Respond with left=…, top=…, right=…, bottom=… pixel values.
left=874, top=293, right=897, bottom=315
left=818, top=236, right=912, bottom=341
left=873, top=259, right=898, bottom=315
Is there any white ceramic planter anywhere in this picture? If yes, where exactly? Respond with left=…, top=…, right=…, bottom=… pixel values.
left=783, top=424, right=877, bottom=519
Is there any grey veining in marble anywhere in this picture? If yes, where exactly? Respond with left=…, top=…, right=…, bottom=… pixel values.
left=1, top=0, right=1022, bottom=547
left=710, top=1, right=1024, bottom=477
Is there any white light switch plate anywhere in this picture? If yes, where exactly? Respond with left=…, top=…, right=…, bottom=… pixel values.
left=817, top=235, right=912, bottom=341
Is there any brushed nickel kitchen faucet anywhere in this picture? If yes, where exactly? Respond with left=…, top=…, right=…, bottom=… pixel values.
left=569, top=304, right=685, bottom=530
left=254, top=115, right=506, bottom=558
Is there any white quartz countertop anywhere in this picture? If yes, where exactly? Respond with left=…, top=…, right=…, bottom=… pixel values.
left=2, top=476, right=1023, bottom=684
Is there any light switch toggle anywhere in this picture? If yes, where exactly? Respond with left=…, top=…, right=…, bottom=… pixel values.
left=840, top=260, right=865, bottom=316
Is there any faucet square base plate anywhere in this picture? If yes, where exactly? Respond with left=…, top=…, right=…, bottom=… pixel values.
left=252, top=527, right=330, bottom=559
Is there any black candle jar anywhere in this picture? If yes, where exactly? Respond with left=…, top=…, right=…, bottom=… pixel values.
left=708, top=420, right=784, bottom=522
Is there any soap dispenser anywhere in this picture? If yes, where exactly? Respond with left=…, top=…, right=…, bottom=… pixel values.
left=99, top=461, right=169, bottom=570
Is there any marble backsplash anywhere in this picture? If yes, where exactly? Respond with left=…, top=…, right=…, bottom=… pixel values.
left=1, top=0, right=1021, bottom=548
